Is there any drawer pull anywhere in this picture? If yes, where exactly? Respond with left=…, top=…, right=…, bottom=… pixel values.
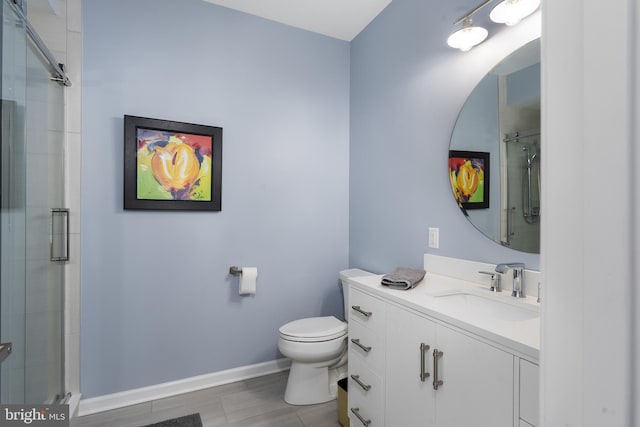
left=351, top=338, right=372, bottom=353
left=419, top=343, right=431, bottom=382
left=433, top=348, right=444, bottom=390
left=351, top=305, right=372, bottom=317
left=350, top=407, right=372, bottom=426
left=350, top=374, right=372, bottom=391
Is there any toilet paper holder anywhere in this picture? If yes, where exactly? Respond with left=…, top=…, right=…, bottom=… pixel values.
left=229, top=266, right=243, bottom=275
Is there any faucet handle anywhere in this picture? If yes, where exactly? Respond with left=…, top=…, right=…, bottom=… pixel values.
left=478, top=271, right=501, bottom=292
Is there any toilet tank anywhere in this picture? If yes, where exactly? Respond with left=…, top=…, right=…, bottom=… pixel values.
left=339, top=269, right=376, bottom=320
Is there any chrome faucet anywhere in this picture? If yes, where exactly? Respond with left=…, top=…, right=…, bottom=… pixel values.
left=495, top=263, right=526, bottom=298
left=478, top=271, right=501, bottom=292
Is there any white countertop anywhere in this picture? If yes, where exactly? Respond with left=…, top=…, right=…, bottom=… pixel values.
left=345, top=272, right=540, bottom=361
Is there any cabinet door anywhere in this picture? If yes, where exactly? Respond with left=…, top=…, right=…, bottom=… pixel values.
left=434, top=325, right=514, bottom=427
left=519, top=359, right=539, bottom=426
left=385, top=304, right=436, bottom=427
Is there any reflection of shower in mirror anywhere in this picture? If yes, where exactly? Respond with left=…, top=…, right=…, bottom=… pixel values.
left=502, top=129, right=540, bottom=253
left=522, top=144, right=540, bottom=224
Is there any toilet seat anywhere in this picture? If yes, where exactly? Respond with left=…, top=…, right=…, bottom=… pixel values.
left=279, top=316, right=347, bottom=343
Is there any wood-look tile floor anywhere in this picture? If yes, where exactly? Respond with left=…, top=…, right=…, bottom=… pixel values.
left=71, top=371, right=342, bottom=427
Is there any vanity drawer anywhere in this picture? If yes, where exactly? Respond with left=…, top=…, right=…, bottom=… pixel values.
left=349, top=398, right=381, bottom=427
left=348, top=358, right=383, bottom=427
left=349, top=319, right=384, bottom=372
left=348, top=354, right=383, bottom=406
left=349, top=288, right=386, bottom=332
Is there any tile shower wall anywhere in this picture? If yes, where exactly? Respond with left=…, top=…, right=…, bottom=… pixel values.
left=81, top=0, right=349, bottom=399
left=27, top=0, right=82, bottom=397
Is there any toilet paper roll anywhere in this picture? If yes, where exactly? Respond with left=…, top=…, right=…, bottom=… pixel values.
left=239, top=267, right=258, bottom=295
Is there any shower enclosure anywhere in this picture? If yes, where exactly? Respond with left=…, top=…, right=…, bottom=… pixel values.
left=0, top=0, right=70, bottom=404
left=501, top=129, right=541, bottom=253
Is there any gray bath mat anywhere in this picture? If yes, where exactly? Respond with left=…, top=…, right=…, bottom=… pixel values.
left=140, top=413, right=202, bottom=427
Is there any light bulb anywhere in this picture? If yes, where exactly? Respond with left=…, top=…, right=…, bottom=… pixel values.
left=447, top=25, right=488, bottom=52
left=490, top=0, right=540, bottom=26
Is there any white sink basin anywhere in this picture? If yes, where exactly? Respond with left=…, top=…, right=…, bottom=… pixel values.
left=432, top=290, right=539, bottom=322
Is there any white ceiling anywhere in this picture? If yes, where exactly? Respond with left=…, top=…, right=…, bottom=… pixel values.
left=202, top=0, right=392, bottom=41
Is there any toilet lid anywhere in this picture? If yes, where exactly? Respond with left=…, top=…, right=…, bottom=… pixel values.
left=279, top=316, right=347, bottom=342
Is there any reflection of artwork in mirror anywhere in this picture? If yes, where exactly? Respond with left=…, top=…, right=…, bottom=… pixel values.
left=449, top=150, right=490, bottom=209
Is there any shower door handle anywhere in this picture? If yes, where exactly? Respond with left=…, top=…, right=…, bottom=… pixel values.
left=508, top=207, right=516, bottom=238
left=0, top=342, right=12, bottom=364
left=50, top=208, right=69, bottom=262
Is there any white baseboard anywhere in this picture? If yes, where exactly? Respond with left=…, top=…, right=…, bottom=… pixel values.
left=77, top=358, right=291, bottom=417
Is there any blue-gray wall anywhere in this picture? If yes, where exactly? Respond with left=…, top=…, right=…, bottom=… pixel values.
left=349, top=0, right=540, bottom=273
left=82, top=0, right=541, bottom=399
left=81, top=0, right=350, bottom=398
left=507, top=63, right=541, bottom=106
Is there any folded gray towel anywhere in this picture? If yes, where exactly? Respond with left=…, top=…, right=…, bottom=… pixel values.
left=381, top=267, right=426, bottom=290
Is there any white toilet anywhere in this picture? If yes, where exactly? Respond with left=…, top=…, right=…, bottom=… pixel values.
left=278, top=269, right=372, bottom=405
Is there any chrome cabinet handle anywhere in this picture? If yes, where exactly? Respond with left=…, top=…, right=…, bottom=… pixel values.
left=351, top=305, right=372, bottom=317
left=351, top=338, right=372, bottom=353
left=433, top=349, right=443, bottom=390
left=420, top=343, right=430, bottom=382
left=350, top=407, right=372, bottom=426
left=350, top=374, right=372, bottom=391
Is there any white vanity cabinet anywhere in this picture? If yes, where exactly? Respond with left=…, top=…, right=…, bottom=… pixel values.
left=348, top=288, right=386, bottom=426
left=385, top=303, right=514, bottom=427
left=346, top=271, right=540, bottom=427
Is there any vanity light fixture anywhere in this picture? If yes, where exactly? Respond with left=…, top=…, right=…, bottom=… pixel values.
left=447, top=0, right=540, bottom=51
left=489, top=0, right=541, bottom=26
left=447, top=17, right=488, bottom=52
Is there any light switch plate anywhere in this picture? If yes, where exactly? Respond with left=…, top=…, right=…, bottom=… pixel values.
left=428, top=227, right=439, bottom=248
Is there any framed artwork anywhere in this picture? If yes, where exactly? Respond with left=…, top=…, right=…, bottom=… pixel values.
left=448, top=150, right=489, bottom=209
left=124, top=115, right=222, bottom=211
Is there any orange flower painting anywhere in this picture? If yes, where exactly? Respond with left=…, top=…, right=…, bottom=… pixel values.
left=124, top=116, right=222, bottom=211
left=136, top=129, right=212, bottom=201
left=448, top=150, right=489, bottom=209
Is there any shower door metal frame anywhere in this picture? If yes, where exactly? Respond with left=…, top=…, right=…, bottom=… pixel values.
left=6, top=0, right=71, bottom=87
left=0, top=0, right=71, bottom=404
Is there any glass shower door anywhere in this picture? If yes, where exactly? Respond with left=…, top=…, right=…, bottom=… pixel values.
left=503, top=133, right=540, bottom=254
left=0, top=0, right=65, bottom=404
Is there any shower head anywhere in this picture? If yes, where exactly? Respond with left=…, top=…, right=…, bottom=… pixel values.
left=522, top=146, right=538, bottom=167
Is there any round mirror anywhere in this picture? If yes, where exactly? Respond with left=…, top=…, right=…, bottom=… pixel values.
left=448, top=39, right=540, bottom=253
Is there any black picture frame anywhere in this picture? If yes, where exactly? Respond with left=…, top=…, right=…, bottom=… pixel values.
left=124, top=115, right=222, bottom=211
left=448, top=150, right=490, bottom=210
